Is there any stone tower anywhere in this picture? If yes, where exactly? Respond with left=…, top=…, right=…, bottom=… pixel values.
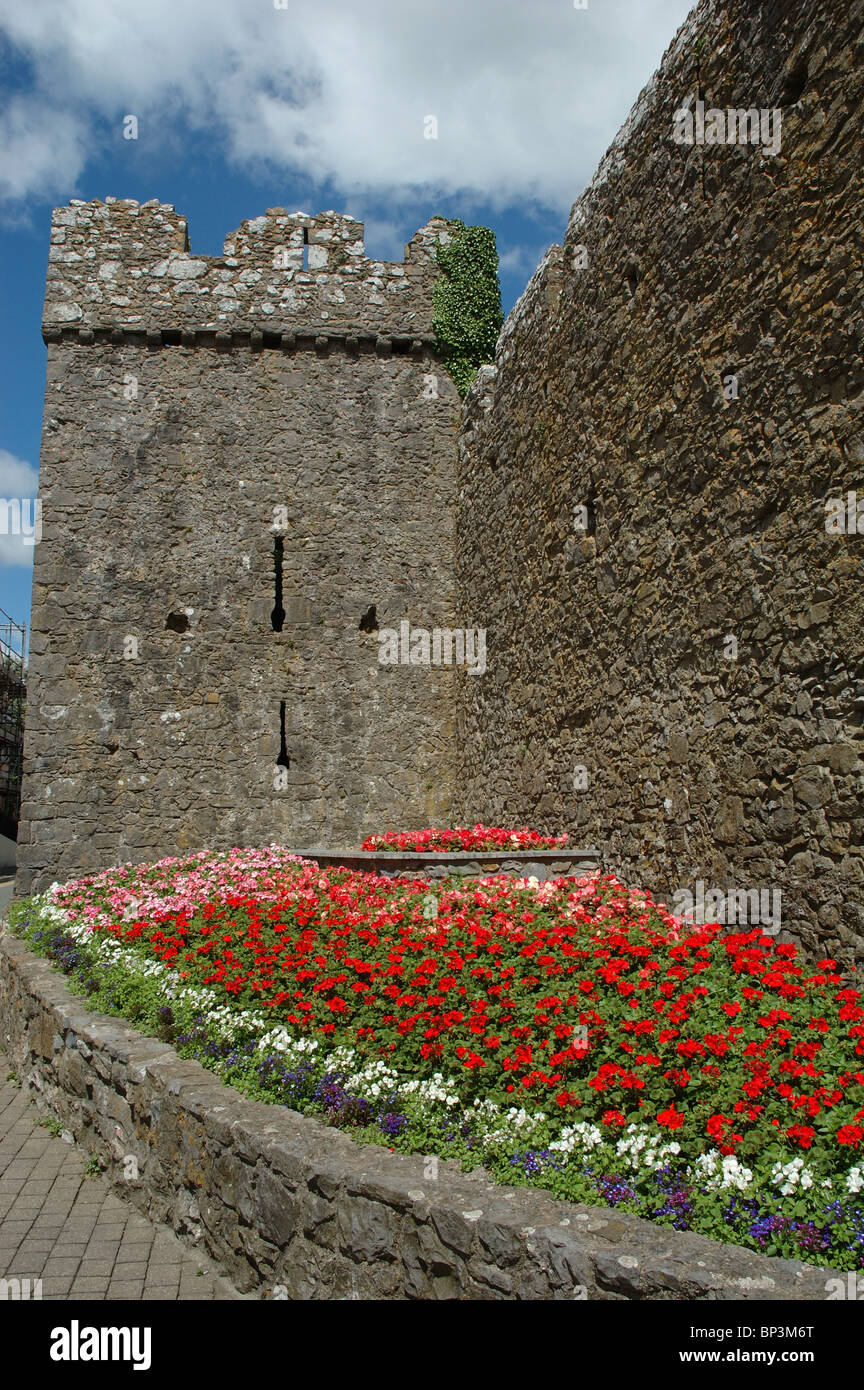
left=16, top=200, right=462, bottom=894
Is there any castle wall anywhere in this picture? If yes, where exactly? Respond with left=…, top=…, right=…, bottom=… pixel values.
left=16, top=205, right=461, bottom=894
left=455, top=0, right=864, bottom=968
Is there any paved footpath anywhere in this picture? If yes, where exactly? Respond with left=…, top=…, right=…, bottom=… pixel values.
left=0, top=1051, right=244, bottom=1300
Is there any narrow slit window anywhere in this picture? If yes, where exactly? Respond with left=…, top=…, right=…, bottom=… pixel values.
left=271, top=535, right=286, bottom=631
left=276, top=701, right=290, bottom=768
left=302, top=227, right=309, bottom=271
left=359, top=604, right=378, bottom=632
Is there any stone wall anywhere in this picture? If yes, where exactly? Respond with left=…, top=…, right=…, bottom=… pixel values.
left=455, top=0, right=864, bottom=970
left=289, top=847, right=600, bottom=881
left=42, top=201, right=447, bottom=336
left=17, top=204, right=462, bottom=895
left=0, top=927, right=835, bottom=1299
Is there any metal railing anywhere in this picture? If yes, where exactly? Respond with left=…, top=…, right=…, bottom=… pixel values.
left=0, top=608, right=26, bottom=838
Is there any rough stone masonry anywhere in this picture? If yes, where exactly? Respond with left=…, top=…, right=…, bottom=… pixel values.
left=16, top=207, right=462, bottom=894
left=15, top=0, right=864, bottom=981
left=456, top=0, right=864, bottom=971
left=0, top=929, right=835, bottom=1300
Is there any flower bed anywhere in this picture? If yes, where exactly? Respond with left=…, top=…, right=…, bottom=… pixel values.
left=7, top=845, right=864, bottom=1271
left=360, top=825, right=569, bottom=853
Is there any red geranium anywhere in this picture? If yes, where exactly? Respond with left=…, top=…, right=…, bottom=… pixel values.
left=785, top=1124, right=817, bottom=1149
left=45, top=848, right=864, bottom=1188
left=601, top=1109, right=627, bottom=1127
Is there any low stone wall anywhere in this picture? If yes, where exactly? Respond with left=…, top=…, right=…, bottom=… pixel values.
left=291, top=848, right=600, bottom=881
left=0, top=927, right=836, bottom=1300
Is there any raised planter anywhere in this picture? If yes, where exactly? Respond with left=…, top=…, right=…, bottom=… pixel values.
left=0, top=926, right=839, bottom=1301
left=290, top=848, right=601, bottom=882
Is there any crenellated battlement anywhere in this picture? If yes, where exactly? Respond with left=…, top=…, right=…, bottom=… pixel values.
left=21, top=194, right=464, bottom=896
left=44, top=198, right=450, bottom=338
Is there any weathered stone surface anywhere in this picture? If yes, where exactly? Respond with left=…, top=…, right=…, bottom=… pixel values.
left=0, top=925, right=840, bottom=1300
left=17, top=0, right=862, bottom=980
left=16, top=208, right=462, bottom=896
left=455, top=0, right=864, bottom=972
left=5, top=0, right=862, bottom=1301
left=337, top=1195, right=397, bottom=1263
left=42, top=205, right=446, bottom=337
left=254, top=1166, right=296, bottom=1249
left=288, top=849, right=598, bottom=882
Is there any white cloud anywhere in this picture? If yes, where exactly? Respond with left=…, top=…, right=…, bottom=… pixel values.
left=0, top=97, right=89, bottom=204
left=497, top=243, right=556, bottom=279
left=0, top=0, right=694, bottom=214
left=0, top=450, right=40, bottom=568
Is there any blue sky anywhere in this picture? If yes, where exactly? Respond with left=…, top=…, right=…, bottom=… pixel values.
left=0, top=0, right=694, bottom=639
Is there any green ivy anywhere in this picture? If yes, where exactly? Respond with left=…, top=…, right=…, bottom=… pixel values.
left=432, top=218, right=503, bottom=397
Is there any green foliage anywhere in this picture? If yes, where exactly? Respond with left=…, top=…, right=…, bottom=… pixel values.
left=432, top=219, right=503, bottom=397
left=13, top=882, right=864, bottom=1272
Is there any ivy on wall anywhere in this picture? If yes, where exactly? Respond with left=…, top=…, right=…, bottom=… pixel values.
left=432, top=219, right=503, bottom=397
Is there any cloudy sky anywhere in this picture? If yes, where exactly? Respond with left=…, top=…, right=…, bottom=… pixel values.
left=0, top=0, right=694, bottom=634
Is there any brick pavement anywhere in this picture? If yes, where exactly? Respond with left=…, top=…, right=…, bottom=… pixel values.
left=0, top=1051, right=244, bottom=1301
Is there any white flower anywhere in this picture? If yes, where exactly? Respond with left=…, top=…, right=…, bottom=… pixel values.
left=549, top=1121, right=605, bottom=1155
left=719, top=1156, right=754, bottom=1191
left=771, top=1156, right=815, bottom=1197
left=35, top=881, right=851, bottom=1217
